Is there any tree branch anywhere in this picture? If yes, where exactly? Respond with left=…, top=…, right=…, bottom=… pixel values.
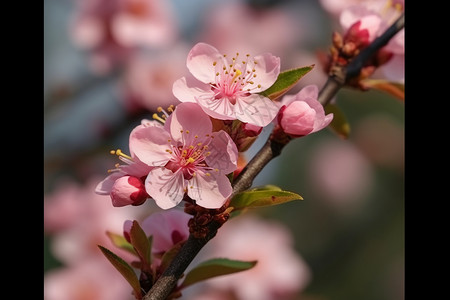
left=143, top=12, right=405, bottom=300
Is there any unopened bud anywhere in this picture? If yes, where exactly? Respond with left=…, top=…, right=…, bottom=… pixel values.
left=110, top=176, right=149, bottom=207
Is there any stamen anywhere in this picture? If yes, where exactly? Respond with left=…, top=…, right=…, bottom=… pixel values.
left=153, top=113, right=166, bottom=124
left=110, top=149, right=132, bottom=160
left=231, top=69, right=242, bottom=82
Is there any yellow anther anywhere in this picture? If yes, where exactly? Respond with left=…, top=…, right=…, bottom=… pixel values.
left=186, top=130, right=190, bottom=134
left=194, top=135, right=198, bottom=138
left=167, top=105, right=174, bottom=113
left=231, top=69, right=242, bottom=82
left=257, top=84, right=261, bottom=88
left=168, top=139, right=171, bottom=142
left=214, top=168, right=219, bottom=172
left=153, top=113, right=166, bottom=124
left=190, top=186, right=194, bottom=189
left=206, top=151, right=211, bottom=156
left=216, top=72, right=220, bottom=76
left=223, top=54, right=227, bottom=57
left=246, top=54, right=250, bottom=57
left=205, top=172, right=211, bottom=176
left=213, top=61, right=217, bottom=66
left=111, top=149, right=132, bottom=160
left=187, top=157, right=195, bottom=164
left=197, top=142, right=203, bottom=146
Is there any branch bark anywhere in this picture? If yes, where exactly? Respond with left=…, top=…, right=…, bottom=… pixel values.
left=143, top=12, right=405, bottom=300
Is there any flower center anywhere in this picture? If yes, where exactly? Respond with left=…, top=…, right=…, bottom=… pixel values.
left=165, top=132, right=214, bottom=180
left=210, top=52, right=262, bottom=104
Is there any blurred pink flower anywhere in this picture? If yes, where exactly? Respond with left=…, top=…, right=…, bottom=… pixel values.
left=119, top=43, right=191, bottom=113
left=277, top=85, right=333, bottom=137
left=353, top=114, right=404, bottom=171
left=308, top=138, right=374, bottom=211
left=173, top=42, right=281, bottom=127
left=197, top=1, right=304, bottom=58
left=44, top=257, right=135, bottom=300
left=194, top=214, right=311, bottom=300
left=130, top=102, right=238, bottom=209
left=70, top=0, right=177, bottom=74
left=45, top=177, right=144, bottom=265
left=124, top=209, right=191, bottom=255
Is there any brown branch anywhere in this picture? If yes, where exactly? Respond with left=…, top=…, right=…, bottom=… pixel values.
left=143, top=13, right=405, bottom=300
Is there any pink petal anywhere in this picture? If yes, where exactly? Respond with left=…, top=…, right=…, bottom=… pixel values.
left=187, top=172, right=232, bottom=209
left=129, top=126, right=171, bottom=167
left=251, top=53, right=281, bottom=91
left=235, top=94, right=280, bottom=127
left=169, top=102, right=213, bottom=144
left=172, top=76, right=211, bottom=103
left=195, top=93, right=236, bottom=120
left=296, top=85, right=319, bottom=102
left=145, top=168, right=186, bottom=209
left=186, top=42, right=224, bottom=84
left=206, top=130, right=238, bottom=174
left=140, top=210, right=190, bottom=253
left=95, top=172, right=124, bottom=195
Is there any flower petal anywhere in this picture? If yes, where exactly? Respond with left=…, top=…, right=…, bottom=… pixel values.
left=195, top=93, right=236, bottom=121
left=172, top=77, right=210, bottom=103
left=206, top=130, right=238, bottom=174
left=235, top=94, right=280, bottom=127
left=186, top=42, right=224, bottom=84
left=95, top=172, right=124, bottom=195
left=187, top=171, right=232, bottom=209
left=250, top=53, right=280, bottom=92
left=145, top=168, right=186, bottom=209
left=129, top=126, right=171, bottom=167
left=169, top=102, right=213, bottom=144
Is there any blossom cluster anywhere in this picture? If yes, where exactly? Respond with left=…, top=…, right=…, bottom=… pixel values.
left=96, top=42, right=333, bottom=210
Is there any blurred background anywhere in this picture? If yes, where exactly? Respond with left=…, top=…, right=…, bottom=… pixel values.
left=44, top=0, right=404, bottom=299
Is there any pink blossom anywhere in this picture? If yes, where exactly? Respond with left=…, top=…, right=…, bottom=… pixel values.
left=277, top=85, right=333, bottom=137
left=120, top=43, right=191, bottom=112
left=173, top=42, right=281, bottom=127
left=196, top=1, right=304, bottom=58
left=95, top=119, right=159, bottom=207
left=196, top=215, right=311, bottom=300
left=45, top=177, right=143, bottom=266
left=308, top=138, right=374, bottom=213
left=44, top=257, right=135, bottom=300
left=339, top=0, right=405, bottom=82
left=70, top=0, right=177, bottom=74
left=124, top=209, right=190, bottom=255
left=129, top=102, right=238, bottom=209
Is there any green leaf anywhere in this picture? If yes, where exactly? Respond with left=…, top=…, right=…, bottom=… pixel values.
left=106, top=231, right=137, bottom=256
left=130, top=221, right=152, bottom=267
left=259, top=65, right=314, bottom=101
left=179, top=258, right=257, bottom=289
left=362, top=79, right=404, bottom=101
left=98, top=245, right=142, bottom=299
left=325, top=103, right=351, bottom=139
left=230, top=187, right=303, bottom=211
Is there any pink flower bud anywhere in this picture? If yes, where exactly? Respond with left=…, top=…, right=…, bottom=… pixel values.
left=242, top=123, right=263, bottom=137
left=110, top=175, right=148, bottom=207
left=278, top=85, right=333, bottom=138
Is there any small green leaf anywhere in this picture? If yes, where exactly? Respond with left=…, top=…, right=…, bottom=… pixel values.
left=180, top=258, right=257, bottom=289
left=106, top=231, right=137, bottom=256
left=98, top=245, right=142, bottom=299
left=325, top=103, right=351, bottom=139
left=362, top=79, right=404, bottom=101
left=130, top=221, right=152, bottom=267
left=230, top=187, right=303, bottom=211
left=259, top=65, right=314, bottom=101
left=248, top=184, right=282, bottom=192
